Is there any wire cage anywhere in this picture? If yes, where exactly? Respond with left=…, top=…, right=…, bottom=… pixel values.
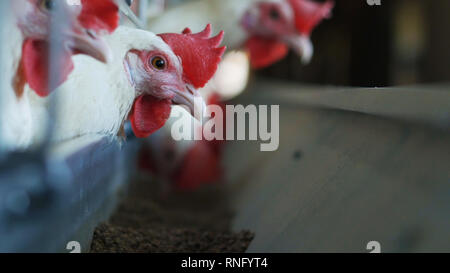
left=0, top=0, right=141, bottom=253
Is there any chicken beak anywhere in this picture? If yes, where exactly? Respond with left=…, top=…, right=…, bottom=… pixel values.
left=284, top=34, right=314, bottom=65
left=171, top=85, right=206, bottom=122
left=65, top=28, right=113, bottom=64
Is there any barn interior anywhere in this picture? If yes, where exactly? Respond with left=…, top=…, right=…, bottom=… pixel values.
left=0, top=0, right=449, bottom=253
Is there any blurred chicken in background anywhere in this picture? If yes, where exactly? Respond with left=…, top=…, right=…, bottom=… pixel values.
left=148, top=0, right=333, bottom=68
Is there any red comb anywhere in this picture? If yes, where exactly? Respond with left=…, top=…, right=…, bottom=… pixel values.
left=79, top=0, right=119, bottom=33
left=158, top=24, right=226, bottom=89
left=288, top=0, right=334, bottom=35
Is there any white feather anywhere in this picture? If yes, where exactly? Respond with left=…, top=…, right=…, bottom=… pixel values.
left=0, top=7, right=33, bottom=151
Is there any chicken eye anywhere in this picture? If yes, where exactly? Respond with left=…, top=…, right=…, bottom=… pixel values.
left=40, top=0, right=55, bottom=11
left=151, top=57, right=166, bottom=70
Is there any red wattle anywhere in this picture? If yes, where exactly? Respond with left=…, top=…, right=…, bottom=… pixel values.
left=130, top=95, right=172, bottom=138
left=288, top=0, right=334, bottom=35
left=21, top=39, right=74, bottom=97
left=245, top=36, right=289, bottom=69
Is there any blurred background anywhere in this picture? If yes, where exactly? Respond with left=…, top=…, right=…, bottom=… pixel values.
left=259, top=0, right=450, bottom=87
left=136, top=0, right=450, bottom=87
left=1, top=0, right=448, bottom=253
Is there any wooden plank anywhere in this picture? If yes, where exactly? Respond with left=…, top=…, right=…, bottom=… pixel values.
left=241, top=81, right=450, bottom=129
left=227, top=82, right=450, bottom=252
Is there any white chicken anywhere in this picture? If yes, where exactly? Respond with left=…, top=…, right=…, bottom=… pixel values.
left=0, top=0, right=120, bottom=151
left=27, top=24, right=225, bottom=145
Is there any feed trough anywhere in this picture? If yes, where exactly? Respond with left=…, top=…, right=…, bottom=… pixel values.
left=226, top=81, right=450, bottom=252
